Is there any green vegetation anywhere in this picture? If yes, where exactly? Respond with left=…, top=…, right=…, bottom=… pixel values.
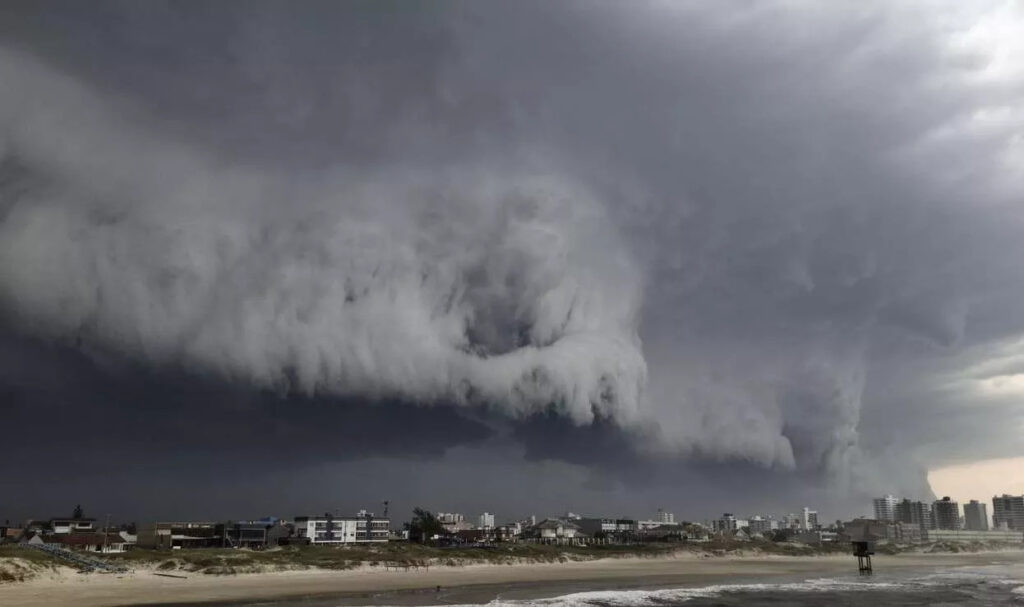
left=99, top=540, right=859, bottom=575
left=3, top=539, right=1022, bottom=580
left=405, top=508, right=447, bottom=544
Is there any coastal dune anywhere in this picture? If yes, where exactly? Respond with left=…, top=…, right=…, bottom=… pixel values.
left=5, top=551, right=1024, bottom=607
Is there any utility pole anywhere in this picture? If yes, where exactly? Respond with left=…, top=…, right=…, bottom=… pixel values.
left=103, top=513, right=110, bottom=553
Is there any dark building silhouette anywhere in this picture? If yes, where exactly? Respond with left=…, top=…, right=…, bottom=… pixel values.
left=895, top=499, right=933, bottom=531
left=964, top=500, right=989, bottom=531
left=932, top=497, right=960, bottom=530
left=993, top=495, right=1024, bottom=530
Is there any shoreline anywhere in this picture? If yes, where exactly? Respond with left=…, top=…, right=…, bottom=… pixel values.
left=4, top=550, right=1024, bottom=607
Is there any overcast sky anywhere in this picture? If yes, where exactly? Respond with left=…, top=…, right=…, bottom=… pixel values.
left=1, top=1, right=1023, bottom=525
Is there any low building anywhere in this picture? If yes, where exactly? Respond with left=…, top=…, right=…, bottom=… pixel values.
left=455, top=529, right=489, bottom=544
left=926, top=529, right=1023, bottom=543
left=748, top=515, right=778, bottom=535
left=576, top=518, right=616, bottom=537
left=119, top=530, right=138, bottom=547
left=49, top=517, right=96, bottom=534
left=895, top=522, right=926, bottom=543
left=841, top=519, right=895, bottom=544
left=437, top=512, right=472, bottom=533
left=58, top=532, right=130, bottom=553
left=1, top=522, right=23, bottom=543
left=293, top=513, right=389, bottom=545
left=137, top=522, right=219, bottom=549
left=793, top=530, right=837, bottom=545
left=638, top=519, right=678, bottom=531
left=523, top=518, right=583, bottom=543
left=216, top=521, right=276, bottom=548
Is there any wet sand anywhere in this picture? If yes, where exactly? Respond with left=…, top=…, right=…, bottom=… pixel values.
left=5, top=551, right=1024, bottom=607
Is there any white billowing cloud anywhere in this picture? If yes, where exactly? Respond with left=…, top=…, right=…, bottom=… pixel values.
left=0, top=49, right=645, bottom=425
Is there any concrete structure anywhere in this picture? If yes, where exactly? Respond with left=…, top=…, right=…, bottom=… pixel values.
left=932, top=497, right=960, bottom=530
left=895, top=521, right=926, bottom=543
left=637, top=519, right=670, bottom=531
left=801, top=507, right=818, bottom=531
left=873, top=495, right=899, bottom=522
left=137, top=522, right=219, bottom=549
left=437, top=512, right=472, bottom=533
left=657, top=510, right=675, bottom=524
left=576, top=518, right=617, bottom=536
left=842, top=519, right=895, bottom=544
left=58, top=532, right=129, bottom=553
left=525, top=519, right=582, bottom=543
left=215, top=519, right=291, bottom=548
left=715, top=513, right=739, bottom=533
left=794, top=530, right=838, bottom=545
left=293, top=514, right=389, bottom=544
left=748, top=515, right=778, bottom=535
left=896, top=499, right=933, bottom=531
left=993, top=495, right=1024, bottom=531
left=964, top=500, right=989, bottom=531
left=926, top=529, right=1022, bottom=543
left=49, top=518, right=96, bottom=534
left=478, top=513, right=495, bottom=530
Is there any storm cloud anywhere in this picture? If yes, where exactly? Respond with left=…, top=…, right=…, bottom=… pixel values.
left=1, top=0, right=1023, bottom=521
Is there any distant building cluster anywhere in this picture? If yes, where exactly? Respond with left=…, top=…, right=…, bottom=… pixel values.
left=4, top=495, right=1023, bottom=556
left=2, top=507, right=393, bottom=553
left=864, top=493, right=1024, bottom=543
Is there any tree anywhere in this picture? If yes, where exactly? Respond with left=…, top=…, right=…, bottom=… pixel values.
left=404, top=508, right=446, bottom=544
left=72, top=504, right=84, bottom=520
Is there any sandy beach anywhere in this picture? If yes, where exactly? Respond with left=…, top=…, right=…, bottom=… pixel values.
left=5, top=550, right=1024, bottom=607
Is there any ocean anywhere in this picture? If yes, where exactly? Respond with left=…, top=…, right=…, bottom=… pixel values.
left=482, top=565, right=1024, bottom=607
left=226, top=560, right=1024, bottom=607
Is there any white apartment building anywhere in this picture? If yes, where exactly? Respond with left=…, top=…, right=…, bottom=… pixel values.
left=801, top=507, right=819, bottom=531
left=873, top=495, right=899, bottom=522
left=479, top=512, right=495, bottom=529
left=748, top=515, right=778, bottom=534
left=437, top=512, right=471, bottom=533
left=293, top=514, right=389, bottom=544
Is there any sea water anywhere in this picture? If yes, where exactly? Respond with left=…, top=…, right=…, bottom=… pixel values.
left=453, top=564, right=1024, bottom=607
left=184, top=561, right=1024, bottom=607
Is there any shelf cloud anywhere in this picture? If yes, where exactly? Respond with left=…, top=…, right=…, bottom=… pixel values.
left=1, top=0, right=1023, bottom=519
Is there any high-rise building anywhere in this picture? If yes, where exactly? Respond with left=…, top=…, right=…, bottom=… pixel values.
left=478, top=513, right=495, bottom=530
left=895, top=499, right=934, bottom=530
left=801, top=507, right=818, bottom=531
left=992, top=495, right=1024, bottom=530
left=657, top=510, right=675, bottom=524
left=873, top=495, right=899, bottom=522
left=931, top=497, right=960, bottom=530
left=964, top=500, right=989, bottom=531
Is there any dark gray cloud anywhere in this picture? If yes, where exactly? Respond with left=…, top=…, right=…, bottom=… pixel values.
left=1, top=1, right=1023, bottom=523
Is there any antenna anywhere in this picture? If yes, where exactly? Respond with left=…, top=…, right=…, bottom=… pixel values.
left=383, top=500, right=389, bottom=518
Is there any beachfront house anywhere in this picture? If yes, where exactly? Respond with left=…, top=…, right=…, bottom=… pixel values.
left=58, top=532, right=130, bottom=553
left=523, top=518, right=584, bottom=544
